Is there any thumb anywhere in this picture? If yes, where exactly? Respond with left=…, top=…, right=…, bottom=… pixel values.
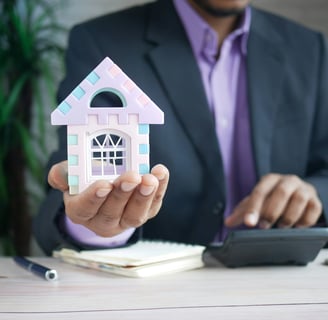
left=48, top=161, right=69, bottom=192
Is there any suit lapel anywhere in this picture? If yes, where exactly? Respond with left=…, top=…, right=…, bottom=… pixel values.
left=145, top=1, right=225, bottom=186
left=247, top=8, right=286, bottom=178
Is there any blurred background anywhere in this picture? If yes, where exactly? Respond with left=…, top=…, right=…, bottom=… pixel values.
left=56, top=0, right=328, bottom=35
left=1, top=0, right=327, bottom=256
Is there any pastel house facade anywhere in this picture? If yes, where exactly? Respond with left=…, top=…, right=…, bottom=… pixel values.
left=51, top=57, right=164, bottom=194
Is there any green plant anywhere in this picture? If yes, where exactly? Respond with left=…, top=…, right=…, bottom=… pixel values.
left=0, top=0, right=66, bottom=255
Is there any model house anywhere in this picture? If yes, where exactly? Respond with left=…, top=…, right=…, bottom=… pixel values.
left=51, top=57, right=164, bottom=194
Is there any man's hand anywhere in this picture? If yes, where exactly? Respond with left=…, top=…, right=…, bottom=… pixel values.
left=48, top=161, right=169, bottom=237
left=225, top=174, right=322, bottom=229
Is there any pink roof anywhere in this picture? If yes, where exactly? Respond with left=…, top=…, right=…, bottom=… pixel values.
left=51, top=57, right=164, bottom=126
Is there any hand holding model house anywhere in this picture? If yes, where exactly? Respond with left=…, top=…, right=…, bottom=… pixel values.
left=48, top=57, right=169, bottom=238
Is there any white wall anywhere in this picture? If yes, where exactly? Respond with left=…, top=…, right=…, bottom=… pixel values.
left=56, top=0, right=328, bottom=36
left=252, top=0, right=328, bottom=35
left=56, top=0, right=153, bottom=29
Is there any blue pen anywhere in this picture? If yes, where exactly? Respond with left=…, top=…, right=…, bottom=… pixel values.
left=13, top=256, right=58, bottom=281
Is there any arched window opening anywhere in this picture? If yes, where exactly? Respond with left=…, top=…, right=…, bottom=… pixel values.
left=90, top=89, right=125, bottom=108
left=90, top=132, right=128, bottom=177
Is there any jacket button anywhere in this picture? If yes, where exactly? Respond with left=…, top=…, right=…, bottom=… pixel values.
left=212, top=202, right=223, bottom=215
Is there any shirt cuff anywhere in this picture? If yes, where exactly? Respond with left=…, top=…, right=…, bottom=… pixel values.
left=64, top=216, right=135, bottom=248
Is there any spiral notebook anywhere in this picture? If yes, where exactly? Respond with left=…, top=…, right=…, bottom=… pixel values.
left=53, top=240, right=205, bottom=278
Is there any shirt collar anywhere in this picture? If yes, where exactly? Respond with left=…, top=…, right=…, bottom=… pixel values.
left=173, top=0, right=251, bottom=60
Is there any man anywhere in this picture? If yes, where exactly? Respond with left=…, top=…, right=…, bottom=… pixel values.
left=34, top=0, right=328, bottom=255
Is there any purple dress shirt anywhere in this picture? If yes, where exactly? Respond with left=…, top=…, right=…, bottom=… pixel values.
left=174, top=0, right=256, bottom=240
left=64, top=0, right=257, bottom=246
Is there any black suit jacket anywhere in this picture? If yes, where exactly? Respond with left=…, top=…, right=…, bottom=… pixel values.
left=34, top=0, right=328, bottom=255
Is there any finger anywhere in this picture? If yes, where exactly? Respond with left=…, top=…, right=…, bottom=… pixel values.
left=64, top=179, right=113, bottom=225
left=244, top=211, right=261, bottom=227
left=245, top=174, right=282, bottom=229
left=119, top=164, right=169, bottom=229
left=225, top=196, right=253, bottom=227
left=276, top=186, right=310, bottom=228
left=85, top=171, right=142, bottom=236
left=119, top=173, right=160, bottom=229
left=48, top=161, right=69, bottom=191
left=148, top=164, right=170, bottom=218
left=260, top=175, right=301, bottom=228
left=295, top=196, right=323, bottom=228
left=226, top=174, right=281, bottom=228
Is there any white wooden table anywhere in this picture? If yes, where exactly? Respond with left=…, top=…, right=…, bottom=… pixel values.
left=1, top=250, right=328, bottom=319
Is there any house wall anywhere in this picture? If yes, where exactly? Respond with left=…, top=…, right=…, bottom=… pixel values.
left=67, top=114, right=150, bottom=194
